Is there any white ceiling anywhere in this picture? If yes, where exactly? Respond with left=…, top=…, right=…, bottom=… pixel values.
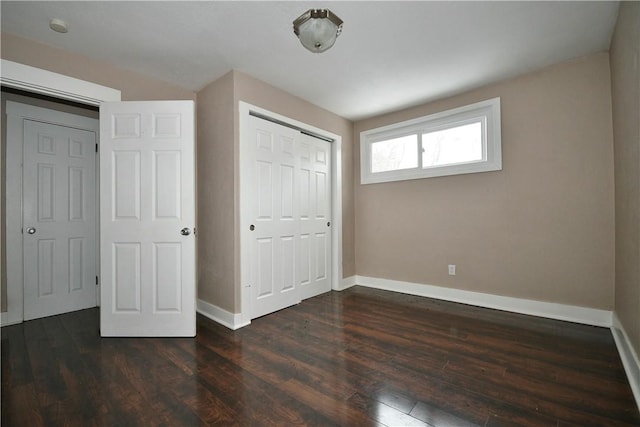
left=1, top=1, right=619, bottom=121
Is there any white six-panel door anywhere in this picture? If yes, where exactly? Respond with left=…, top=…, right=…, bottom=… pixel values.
left=23, top=120, right=97, bottom=320
left=99, top=101, right=195, bottom=336
left=247, top=116, right=331, bottom=319
left=298, top=133, right=332, bottom=300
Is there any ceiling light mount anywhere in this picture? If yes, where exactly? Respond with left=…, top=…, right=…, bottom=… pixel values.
left=49, top=18, right=68, bottom=33
left=293, top=9, right=343, bottom=53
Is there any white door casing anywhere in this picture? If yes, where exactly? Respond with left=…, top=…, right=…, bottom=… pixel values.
left=1, top=60, right=121, bottom=106
left=2, top=62, right=120, bottom=327
left=245, top=113, right=333, bottom=320
left=240, top=102, right=343, bottom=328
left=99, top=101, right=196, bottom=336
left=23, top=120, right=97, bottom=320
left=5, top=101, right=101, bottom=326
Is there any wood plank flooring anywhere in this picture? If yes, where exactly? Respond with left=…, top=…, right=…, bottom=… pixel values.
left=2, top=286, right=639, bottom=426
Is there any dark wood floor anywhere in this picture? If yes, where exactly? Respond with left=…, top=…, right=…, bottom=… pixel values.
left=2, top=286, right=639, bottom=426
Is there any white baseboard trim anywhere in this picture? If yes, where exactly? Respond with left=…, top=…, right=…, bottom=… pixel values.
left=0, top=311, right=22, bottom=327
left=197, top=299, right=250, bottom=331
left=612, top=312, right=640, bottom=410
left=354, top=275, right=613, bottom=327
left=1, top=312, right=9, bottom=327
left=335, top=275, right=357, bottom=291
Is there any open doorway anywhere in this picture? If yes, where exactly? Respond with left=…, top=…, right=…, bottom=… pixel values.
left=1, top=60, right=120, bottom=326
left=2, top=88, right=100, bottom=322
left=1, top=62, right=197, bottom=337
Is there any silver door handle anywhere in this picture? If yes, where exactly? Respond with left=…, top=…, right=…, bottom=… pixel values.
left=180, top=227, right=191, bottom=236
left=26, top=227, right=36, bottom=235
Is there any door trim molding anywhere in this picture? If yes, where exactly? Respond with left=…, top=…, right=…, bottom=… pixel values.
left=239, top=102, right=343, bottom=327
left=1, top=60, right=121, bottom=106
left=612, top=312, right=640, bottom=410
left=5, top=102, right=99, bottom=326
left=1, top=62, right=120, bottom=327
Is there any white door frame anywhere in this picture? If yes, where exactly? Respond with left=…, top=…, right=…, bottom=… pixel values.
left=1, top=60, right=121, bottom=106
left=1, top=60, right=121, bottom=326
left=13, top=103, right=99, bottom=321
left=239, top=101, right=343, bottom=327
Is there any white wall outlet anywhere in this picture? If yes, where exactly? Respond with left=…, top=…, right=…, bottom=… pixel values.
left=448, top=264, right=456, bottom=275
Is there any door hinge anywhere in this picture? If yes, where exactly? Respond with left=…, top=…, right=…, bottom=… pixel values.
left=96, top=276, right=99, bottom=285
left=95, top=143, right=98, bottom=153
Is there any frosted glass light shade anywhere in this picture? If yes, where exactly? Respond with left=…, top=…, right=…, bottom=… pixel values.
left=293, top=9, right=343, bottom=53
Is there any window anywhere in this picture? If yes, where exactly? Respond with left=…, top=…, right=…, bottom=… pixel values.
left=371, top=134, right=418, bottom=173
left=360, top=98, right=501, bottom=184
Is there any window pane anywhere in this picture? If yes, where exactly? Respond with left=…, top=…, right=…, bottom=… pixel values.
left=371, top=135, right=418, bottom=173
left=422, top=121, right=483, bottom=168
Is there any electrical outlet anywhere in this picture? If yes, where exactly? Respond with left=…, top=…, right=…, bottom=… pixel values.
left=448, top=264, right=456, bottom=275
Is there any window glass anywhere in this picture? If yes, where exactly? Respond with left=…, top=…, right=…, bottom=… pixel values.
left=371, top=134, right=418, bottom=173
left=422, top=121, right=483, bottom=168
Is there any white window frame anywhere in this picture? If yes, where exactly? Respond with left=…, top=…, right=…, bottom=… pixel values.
left=360, top=97, right=502, bottom=184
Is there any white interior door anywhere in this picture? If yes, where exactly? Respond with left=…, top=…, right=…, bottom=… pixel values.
left=23, top=119, right=97, bottom=320
left=247, top=116, right=331, bottom=319
left=248, top=117, right=301, bottom=318
left=298, top=133, right=332, bottom=300
left=99, top=101, right=195, bottom=337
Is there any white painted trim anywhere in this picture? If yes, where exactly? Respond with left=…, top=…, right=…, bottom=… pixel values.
left=238, top=102, right=343, bottom=326
left=6, top=110, right=26, bottom=326
left=612, top=312, right=640, bottom=410
left=330, top=131, right=344, bottom=294
left=197, top=299, right=249, bottom=331
left=5, top=102, right=100, bottom=326
left=355, top=275, right=613, bottom=327
left=1, top=60, right=121, bottom=106
left=0, top=312, right=21, bottom=327
left=336, top=275, right=357, bottom=291
left=1, top=63, right=120, bottom=326
left=360, top=97, right=501, bottom=185
left=6, top=101, right=100, bottom=130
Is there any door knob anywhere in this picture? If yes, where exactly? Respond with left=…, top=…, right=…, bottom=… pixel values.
left=26, top=227, right=36, bottom=235
left=180, top=227, right=191, bottom=236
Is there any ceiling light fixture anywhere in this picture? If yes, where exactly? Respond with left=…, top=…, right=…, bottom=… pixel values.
left=293, top=9, right=343, bottom=53
left=49, top=18, right=68, bottom=33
